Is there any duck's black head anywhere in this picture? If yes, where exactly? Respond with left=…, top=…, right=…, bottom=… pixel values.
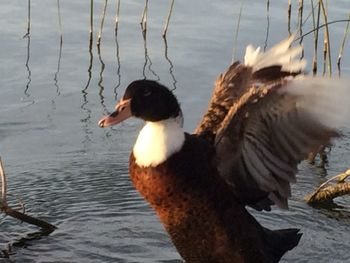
left=98, top=80, right=181, bottom=127
left=124, top=80, right=180, bottom=121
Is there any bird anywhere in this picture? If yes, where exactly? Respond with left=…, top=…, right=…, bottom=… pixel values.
left=98, top=35, right=350, bottom=262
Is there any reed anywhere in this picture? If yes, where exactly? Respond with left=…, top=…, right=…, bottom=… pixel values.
left=97, top=0, right=108, bottom=49
left=26, top=0, right=31, bottom=36
left=89, top=0, right=93, bottom=52
left=319, top=0, right=331, bottom=76
left=263, top=0, right=270, bottom=52
left=57, top=0, right=63, bottom=42
left=90, top=0, right=93, bottom=35
left=337, top=13, right=350, bottom=75
left=287, top=0, right=292, bottom=35
left=311, top=0, right=321, bottom=75
left=115, top=0, right=121, bottom=34
left=141, top=0, right=148, bottom=33
left=162, top=0, right=175, bottom=38
left=232, top=0, right=244, bottom=62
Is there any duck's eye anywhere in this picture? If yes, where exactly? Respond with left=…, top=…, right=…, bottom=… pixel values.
left=143, top=88, right=151, bottom=97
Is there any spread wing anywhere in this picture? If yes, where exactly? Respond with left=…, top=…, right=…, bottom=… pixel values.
left=215, top=78, right=350, bottom=211
left=195, top=36, right=350, bottom=211
left=195, top=35, right=305, bottom=142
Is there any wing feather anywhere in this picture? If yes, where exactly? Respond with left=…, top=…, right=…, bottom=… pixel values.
left=215, top=77, right=348, bottom=210
left=195, top=36, right=349, bottom=211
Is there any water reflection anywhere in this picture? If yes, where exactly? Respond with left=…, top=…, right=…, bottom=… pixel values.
left=114, top=21, right=121, bottom=100
left=97, top=46, right=106, bottom=110
left=80, top=32, right=94, bottom=145
left=163, top=37, right=177, bottom=91
left=53, top=40, right=62, bottom=97
left=23, top=34, right=31, bottom=99
left=263, top=0, right=270, bottom=52
left=141, top=28, right=160, bottom=80
left=53, top=0, right=63, bottom=97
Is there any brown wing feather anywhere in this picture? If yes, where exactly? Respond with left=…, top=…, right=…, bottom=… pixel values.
left=194, top=60, right=316, bottom=211
left=214, top=80, right=339, bottom=211
left=194, top=62, right=253, bottom=141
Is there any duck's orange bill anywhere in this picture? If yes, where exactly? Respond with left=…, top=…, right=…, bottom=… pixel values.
left=98, top=99, right=132, bottom=128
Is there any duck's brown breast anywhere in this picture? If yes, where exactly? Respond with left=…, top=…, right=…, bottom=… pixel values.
left=129, top=134, right=273, bottom=263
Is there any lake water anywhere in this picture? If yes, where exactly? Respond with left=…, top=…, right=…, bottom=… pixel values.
left=1, top=1, right=350, bottom=262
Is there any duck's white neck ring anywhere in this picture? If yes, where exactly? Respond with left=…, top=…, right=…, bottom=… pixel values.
left=133, top=118, right=185, bottom=167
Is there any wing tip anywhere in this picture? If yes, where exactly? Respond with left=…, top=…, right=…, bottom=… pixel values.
left=244, top=34, right=306, bottom=74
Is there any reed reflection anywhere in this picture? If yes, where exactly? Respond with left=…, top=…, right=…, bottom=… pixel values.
left=97, top=0, right=108, bottom=111
left=53, top=0, right=63, bottom=97
left=141, top=28, right=160, bottom=80
left=23, top=34, right=32, bottom=99
left=163, top=37, right=177, bottom=91
left=23, top=0, right=31, bottom=99
left=114, top=19, right=122, bottom=100
left=263, top=0, right=270, bottom=52
left=80, top=29, right=94, bottom=145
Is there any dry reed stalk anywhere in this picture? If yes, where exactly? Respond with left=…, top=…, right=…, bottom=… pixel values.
left=97, top=0, right=108, bottom=49
left=90, top=0, right=93, bottom=35
left=26, top=0, right=31, bottom=36
left=287, top=0, right=292, bottom=35
left=337, top=13, right=350, bottom=75
left=232, top=0, right=244, bottom=63
left=263, top=0, right=270, bottom=52
left=115, top=0, right=121, bottom=34
left=141, top=0, right=148, bottom=32
left=319, top=0, right=331, bottom=76
left=162, top=0, right=175, bottom=38
left=311, top=0, right=321, bottom=75
left=298, top=0, right=304, bottom=58
left=57, top=0, right=63, bottom=45
left=298, top=0, right=304, bottom=34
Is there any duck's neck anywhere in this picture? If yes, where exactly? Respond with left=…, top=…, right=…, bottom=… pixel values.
left=133, top=118, right=185, bottom=167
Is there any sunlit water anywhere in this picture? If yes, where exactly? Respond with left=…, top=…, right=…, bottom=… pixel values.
left=0, top=1, right=350, bottom=262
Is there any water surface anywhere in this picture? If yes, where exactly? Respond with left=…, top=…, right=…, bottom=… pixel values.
left=0, top=1, right=350, bottom=262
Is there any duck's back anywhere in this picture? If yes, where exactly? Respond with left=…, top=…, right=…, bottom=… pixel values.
left=129, top=134, right=287, bottom=262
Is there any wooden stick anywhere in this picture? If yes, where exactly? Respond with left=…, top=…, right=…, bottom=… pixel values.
left=306, top=169, right=350, bottom=205
left=0, top=158, right=56, bottom=232
left=0, top=158, right=7, bottom=207
left=2, top=206, right=56, bottom=232
left=306, top=182, right=350, bottom=205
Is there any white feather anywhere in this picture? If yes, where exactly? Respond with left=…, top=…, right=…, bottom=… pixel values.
left=244, top=34, right=306, bottom=73
left=133, top=118, right=185, bottom=167
left=281, top=76, right=350, bottom=129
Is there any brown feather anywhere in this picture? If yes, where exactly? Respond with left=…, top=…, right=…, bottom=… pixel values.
left=129, top=134, right=298, bottom=262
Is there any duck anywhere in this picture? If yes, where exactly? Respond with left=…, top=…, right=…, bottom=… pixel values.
left=98, top=35, right=350, bottom=262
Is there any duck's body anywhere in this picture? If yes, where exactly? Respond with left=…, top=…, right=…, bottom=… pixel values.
left=130, top=132, right=299, bottom=262
left=98, top=35, right=350, bottom=262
